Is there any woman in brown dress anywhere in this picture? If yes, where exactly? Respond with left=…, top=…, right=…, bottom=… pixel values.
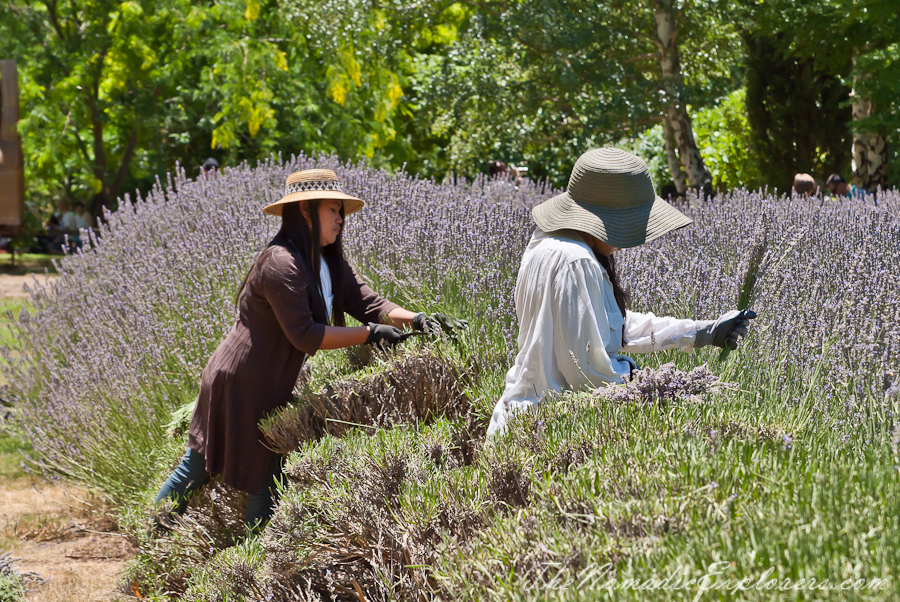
left=155, top=168, right=463, bottom=531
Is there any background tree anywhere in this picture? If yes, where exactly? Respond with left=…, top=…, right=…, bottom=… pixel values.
left=742, top=32, right=851, bottom=190
left=738, top=0, right=900, bottom=191
left=7, top=0, right=199, bottom=216
left=274, top=0, right=463, bottom=174
left=851, top=43, right=900, bottom=187
left=1, top=0, right=450, bottom=217
left=655, top=0, right=711, bottom=194
left=837, top=0, right=900, bottom=190
left=2, top=0, right=898, bottom=218
left=412, top=0, right=737, bottom=190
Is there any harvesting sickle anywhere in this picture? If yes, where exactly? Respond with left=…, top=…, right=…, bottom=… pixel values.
left=487, top=147, right=757, bottom=437
left=154, top=168, right=464, bottom=533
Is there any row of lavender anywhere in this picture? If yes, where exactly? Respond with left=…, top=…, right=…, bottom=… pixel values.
left=2, top=155, right=898, bottom=500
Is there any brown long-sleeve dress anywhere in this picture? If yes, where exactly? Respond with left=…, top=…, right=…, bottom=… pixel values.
left=187, top=243, right=398, bottom=493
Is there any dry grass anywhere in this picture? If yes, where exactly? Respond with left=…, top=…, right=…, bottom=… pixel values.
left=25, top=564, right=123, bottom=602
left=0, top=479, right=132, bottom=602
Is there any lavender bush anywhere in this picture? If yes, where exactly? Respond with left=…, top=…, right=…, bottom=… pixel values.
left=2, top=155, right=900, bottom=599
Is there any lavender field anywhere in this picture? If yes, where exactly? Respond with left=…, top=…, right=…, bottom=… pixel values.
left=3, top=156, right=899, bottom=600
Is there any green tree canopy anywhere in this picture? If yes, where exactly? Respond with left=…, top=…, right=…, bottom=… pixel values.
left=1, top=0, right=455, bottom=214
left=737, top=0, right=900, bottom=188
left=412, top=0, right=740, bottom=187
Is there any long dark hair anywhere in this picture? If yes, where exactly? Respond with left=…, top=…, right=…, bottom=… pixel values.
left=595, top=251, right=630, bottom=346
left=236, top=200, right=347, bottom=327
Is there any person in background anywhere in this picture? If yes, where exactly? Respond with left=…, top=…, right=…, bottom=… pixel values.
left=826, top=173, right=870, bottom=200
left=488, top=160, right=525, bottom=189
left=201, top=157, right=220, bottom=178
left=658, top=184, right=680, bottom=201
left=59, top=201, right=93, bottom=249
left=44, top=201, right=63, bottom=253
left=73, top=202, right=93, bottom=230
left=488, top=160, right=508, bottom=179
left=59, top=200, right=78, bottom=233
left=486, top=160, right=519, bottom=202
left=792, top=173, right=817, bottom=197
left=488, top=148, right=756, bottom=436
left=46, top=199, right=78, bottom=253
left=515, top=165, right=530, bottom=183
left=45, top=206, right=61, bottom=233
left=509, top=166, right=524, bottom=188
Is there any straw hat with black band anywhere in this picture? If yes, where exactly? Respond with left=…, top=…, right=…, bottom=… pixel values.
left=263, top=169, right=364, bottom=216
left=532, top=147, right=692, bottom=248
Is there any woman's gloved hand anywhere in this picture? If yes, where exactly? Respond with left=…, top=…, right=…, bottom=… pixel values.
left=694, top=309, right=757, bottom=350
left=366, top=323, right=405, bottom=349
left=617, top=354, right=639, bottom=378
left=413, top=312, right=469, bottom=335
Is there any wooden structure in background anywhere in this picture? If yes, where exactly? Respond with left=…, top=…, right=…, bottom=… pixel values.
left=0, top=59, right=25, bottom=236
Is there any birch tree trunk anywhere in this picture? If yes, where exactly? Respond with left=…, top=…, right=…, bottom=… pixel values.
left=662, top=117, right=688, bottom=194
left=655, top=0, right=712, bottom=195
left=851, top=63, right=887, bottom=191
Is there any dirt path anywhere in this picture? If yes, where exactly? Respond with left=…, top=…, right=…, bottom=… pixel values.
left=0, top=270, right=132, bottom=600
left=0, top=274, right=57, bottom=299
left=1, top=477, right=134, bottom=601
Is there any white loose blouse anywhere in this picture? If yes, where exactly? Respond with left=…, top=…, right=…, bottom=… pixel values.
left=487, top=229, right=701, bottom=436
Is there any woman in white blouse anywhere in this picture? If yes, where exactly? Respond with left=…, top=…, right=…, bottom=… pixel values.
left=488, top=148, right=755, bottom=436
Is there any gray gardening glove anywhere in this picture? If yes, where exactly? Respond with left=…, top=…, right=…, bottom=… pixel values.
left=413, top=312, right=468, bottom=335
left=694, top=309, right=757, bottom=350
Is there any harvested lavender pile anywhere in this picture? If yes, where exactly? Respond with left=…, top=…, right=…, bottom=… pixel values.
left=595, top=363, right=728, bottom=405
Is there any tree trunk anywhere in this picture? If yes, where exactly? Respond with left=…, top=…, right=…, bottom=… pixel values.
left=662, top=116, right=687, bottom=193
left=655, top=0, right=712, bottom=195
left=851, top=65, right=887, bottom=192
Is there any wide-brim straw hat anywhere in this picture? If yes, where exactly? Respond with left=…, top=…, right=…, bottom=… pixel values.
left=263, top=169, right=364, bottom=216
left=532, top=148, right=692, bottom=248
